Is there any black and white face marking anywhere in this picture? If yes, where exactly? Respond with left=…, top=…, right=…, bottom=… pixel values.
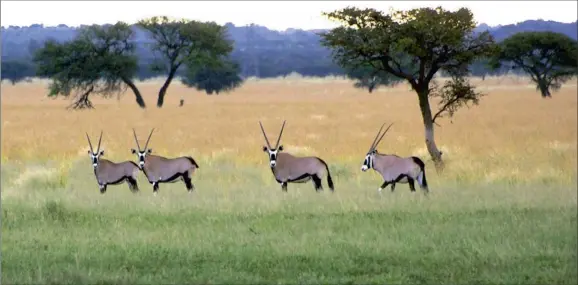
left=131, top=148, right=152, bottom=168
left=259, top=120, right=287, bottom=168
left=263, top=145, right=283, bottom=168
left=86, top=131, right=104, bottom=168
left=361, top=150, right=376, bottom=171
left=132, top=128, right=155, bottom=169
left=88, top=149, right=105, bottom=168
left=363, top=122, right=394, bottom=172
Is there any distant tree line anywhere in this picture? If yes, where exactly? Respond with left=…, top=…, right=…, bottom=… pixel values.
left=2, top=18, right=576, bottom=83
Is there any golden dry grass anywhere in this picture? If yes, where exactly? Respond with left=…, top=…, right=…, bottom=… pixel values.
left=1, top=75, right=577, bottom=186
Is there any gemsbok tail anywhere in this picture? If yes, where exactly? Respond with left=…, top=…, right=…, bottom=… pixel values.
left=411, top=156, right=428, bottom=191
left=319, top=158, right=334, bottom=191
left=185, top=156, right=200, bottom=169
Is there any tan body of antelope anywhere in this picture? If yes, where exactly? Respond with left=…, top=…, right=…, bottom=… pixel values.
left=86, top=131, right=140, bottom=194
left=259, top=121, right=334, bottom=192
left=361, top=123, right=429, bottom=194
left=131, top=129, right=200, bottom=195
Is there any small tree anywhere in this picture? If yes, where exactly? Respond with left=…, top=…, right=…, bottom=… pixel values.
left=137, top=16, right=234, bottom=107
left=345, top=62, right=403, bottom=93
left=319, top=6, right=496, bottom=170
left=1, top=60, right=35, bottom=85
left=491, top=31, right=578, bottom=98
left=33, top=22, right=145, bottom=109
left=181, top=58, right=243, bottom=95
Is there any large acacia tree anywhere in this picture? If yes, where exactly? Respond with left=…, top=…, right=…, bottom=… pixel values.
left=319, top=6, right=496, bottom=170
left=138, top=16, right=234, bottom=107
left=491, top=31, right=578, bottom=98
left=34, top=22, right=145, bottom=109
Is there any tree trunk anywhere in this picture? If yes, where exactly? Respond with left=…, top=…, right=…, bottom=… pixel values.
left=537, top=79, right=552, bottom=98
left=157, top=67, right=178, bottom=108
left=67, top=86, right=95, bottom=110
left=417, top=87, right=445, bottom=172
left=121, top=77, right=146, bottom=108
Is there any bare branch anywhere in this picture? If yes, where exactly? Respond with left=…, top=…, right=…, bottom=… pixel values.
left=430, top=77, right=485, bottom=124
left=66, top=86, right=95, bottom=110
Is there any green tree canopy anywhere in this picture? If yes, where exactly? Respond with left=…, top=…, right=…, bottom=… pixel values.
left=33, top=22, right=145, bottom=109
left=491, top=31, right=578, bottom=98
left=137, top=16, right=234, bottom=107
left=319, top=6, right=496, bottom=170
left=181, top=58, right=244, bottom=95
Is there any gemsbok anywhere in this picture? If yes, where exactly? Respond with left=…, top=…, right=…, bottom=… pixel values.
left=86, top=131, right=140, bottom=194
left=131, top=128, right=200, bottom=195
left=259, top=120, right=334, bottom=192
left=360, top=122, right=429, bottom=194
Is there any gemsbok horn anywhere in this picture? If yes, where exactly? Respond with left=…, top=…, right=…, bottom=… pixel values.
left=259, top=120, right=334, bottom=192
left=360, top=122, right=429, bottom=194
left=86, top=131, right=140, bottom=194
left=131, top=128, right=200, bottom=195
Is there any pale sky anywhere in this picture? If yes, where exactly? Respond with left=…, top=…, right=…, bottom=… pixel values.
left=1, top=1, right=577, bottom=31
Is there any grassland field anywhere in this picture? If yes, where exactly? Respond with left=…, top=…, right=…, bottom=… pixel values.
left=1, top=74, right=577, bottom=284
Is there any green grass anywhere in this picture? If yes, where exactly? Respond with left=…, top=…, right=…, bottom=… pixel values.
left=2, top=159, right=577, bottom=284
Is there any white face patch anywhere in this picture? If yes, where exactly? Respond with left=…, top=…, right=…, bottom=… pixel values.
left=361, top=154, right=373, bottom=171
left=89, top=153, right=99, bottom=167
left=268, top=149, right=279, bottom=167
left=138, top=152, right=147, bottom=168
